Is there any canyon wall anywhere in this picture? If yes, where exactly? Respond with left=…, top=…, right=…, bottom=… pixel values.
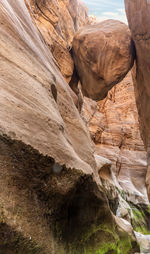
left=0, top=0, right=149, bottom=253
left=82, top=72, right=148, bottom=204
left=124, top=0, right=150, bottom=200
left=27, top=0, right=88, bottom=82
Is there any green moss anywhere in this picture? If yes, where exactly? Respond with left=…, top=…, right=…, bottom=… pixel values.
left=84, top=242, right=116, bottom=254
left=61, top=222, right=138, bottom=254
left=116, top=234, right=133, bottom=254
left=81, top=235, right=134, bottom=254
left=146, top=204, right=150, bottom=214
left=80, top=223, right=118, bottom=243
left=131, top=205, right=150, bottom=235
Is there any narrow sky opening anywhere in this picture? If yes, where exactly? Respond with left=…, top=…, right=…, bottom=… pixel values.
left=83, top=0, right=127, bottom=24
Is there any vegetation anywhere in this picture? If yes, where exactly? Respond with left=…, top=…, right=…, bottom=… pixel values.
left=130, top=204, right=150, bottom=235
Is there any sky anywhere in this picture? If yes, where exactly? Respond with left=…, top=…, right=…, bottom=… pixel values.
left=83, top=0, right=127, bottom=24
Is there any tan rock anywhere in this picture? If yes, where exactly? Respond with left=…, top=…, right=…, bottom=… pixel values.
left=124, top=0, right=150, bottom=199
left=72, top=19, right=135, bottom=100
left=0, top=0, right=110, bottom=252
left=134, top=231, right=150, bottom=253
left=114, top=215, right=134, bottom=237
left=68, top=0, right=88, bottom=30
left=82, top=73, right=148, bottom=204
left=0, top=1, right=129, bottom=253
left=28, top=0, right=88, bottom=82
left=0, top=0, right=145, bottom=253
left=0, top=0, right=96, bottom=173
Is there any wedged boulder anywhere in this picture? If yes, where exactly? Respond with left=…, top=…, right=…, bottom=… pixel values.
left=0, top=0, right=96, bottom=173
left=0, top=0, right=144, bottom=253
left=0, top=1, right=99, bottom=251
left=72, top=19, right=135, bottom=100
left=124, top=0, right=150, bottom=199
left=0, top=1, right=140, bottom=253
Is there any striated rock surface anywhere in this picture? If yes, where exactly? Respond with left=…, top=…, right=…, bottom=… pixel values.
left=0, top=0, right=150, bottom=253
left=0, top=1, right=141, bottom=253
left=124, top=0, right=150, bottom=200
left=82, top=73, right=148, bottom=204
left=28, top=0, right=88, bottom=82
left=0, top=0, right=96, bottom=174
left=72, top=19, right=135, bottom=100
left=0, top=1, right=102, bottom=253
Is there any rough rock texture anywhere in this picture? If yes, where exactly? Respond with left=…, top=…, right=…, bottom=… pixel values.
left=82, top=73, right=148, bottom=204
left=28, top=0, right=88, bottom=82
left=72, top=19, right=135, bottom=100
left=124, top=0, right=150, bottom=200
left=0, top=1, right=141, bottom=253
left=0, top=0, right=150, bottom=253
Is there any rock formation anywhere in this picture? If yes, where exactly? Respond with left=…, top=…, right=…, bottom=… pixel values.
left=0, top=0, right=149, bottom=253
left=124, top=0, right=150, bottom=200
left=82, top=72, right=148, bottom=204
left=27, top=0, right=88, bottom=82
left=82, top=72, right=150, bottom=252
left=72, top=19, right=135, bottom=100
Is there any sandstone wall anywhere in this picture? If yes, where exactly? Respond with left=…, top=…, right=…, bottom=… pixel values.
left=0, top=0, right=148, bottom=253
left=124, top=0, right=150, bottom=199
left=27, top=0, right=88, bottom=82
left=82, top=73, right=148, bottom=204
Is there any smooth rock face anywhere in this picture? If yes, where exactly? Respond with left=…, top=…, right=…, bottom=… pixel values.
left=0, top=0, right=95, bottom=173
left=124, top=0, right=150, bottom=199
left=28, top=0, right=88, bottom=82
left=135, top=231, right=150, bottom=253
left=0, top=0, right=148, bottom=253
left=0, top=1, right=99, bottom=251
left=0, top=1, right=140, bottom=253
left=82, top=73, right=148, bottom=204
left=72, top=19, right=135, bottom=100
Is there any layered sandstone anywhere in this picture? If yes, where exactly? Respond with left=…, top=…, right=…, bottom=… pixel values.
left=0, top=0, right=141, bottom=253
left=72, top=20, right=135, bottom=100
left=0, top=1, right=101, bottom=253
left=124, top=0, right=150, bottom=199
left=27, top=0, right=88, bottom=82
left=0, top=0, right=96, bottom=174
left=82, top=73, right=148, bottom=204
left=0, top=0, right=149, bottom=253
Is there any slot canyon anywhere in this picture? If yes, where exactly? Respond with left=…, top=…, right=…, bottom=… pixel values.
left=0, top=0, right=150, bottom=253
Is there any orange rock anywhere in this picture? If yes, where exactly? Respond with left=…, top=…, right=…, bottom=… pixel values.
left=28, top=0, right=88, bottom=82
left=0, top=0, right=96, bottom=174
left=82, top=73, right=148, bottom=203
left=72, top=20, right=135, bottom=100
left=125, top=0, right=150, bottom=199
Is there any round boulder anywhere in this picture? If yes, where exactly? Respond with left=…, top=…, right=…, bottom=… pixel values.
left=72, top=19, right=135, bottom=101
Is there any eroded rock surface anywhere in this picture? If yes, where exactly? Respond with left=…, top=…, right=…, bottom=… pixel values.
left=72, top=19, right=135, bottom=100
left=82, top=73, right=148, bottom=204
left=0, top=0, right=96, bottom=173
left=0, top=0, right=149, bottom=253
left=28, top=0, right=88, bottom=82
left=124, top=0, right=150, bottom=199
left=0, top=0, right=141, bottom=253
